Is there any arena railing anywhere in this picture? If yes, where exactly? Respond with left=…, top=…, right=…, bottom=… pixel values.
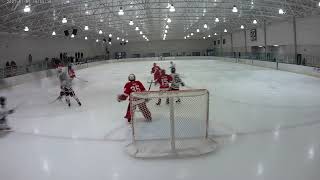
left=0, top=55, right=106, bottom=79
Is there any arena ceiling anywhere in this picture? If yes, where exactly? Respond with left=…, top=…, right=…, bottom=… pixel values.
left=0, top=0, right=319, bottom=42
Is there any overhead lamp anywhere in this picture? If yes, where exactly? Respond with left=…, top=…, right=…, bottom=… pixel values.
left=196, top=29, right=200, bottom=32
left=273, top=45, right=279, bottom=47
left=279, top=8, right=284, bottom=14
left=84, top=26, right=89, bottom=30
left=117, top=37, right=120, bottom=40
left=109, top=34, right=112, bottom=38
left=165, top=25, right=169, bottom=29
left=135, top=26, right=139, bottom=31
left=62, top=17, right=67, bottom=23
left=85, top=10, right=89, bottom=15
left=126, top=40, right=129, bottom=43
left=85, top=3, right=88, bottom=7
left=99, top=30, right=103, bottom=34
left=191, top=33, right=194, bottom=36
left=164, top=34, right=167, bottom=37
left=143, top=35, right=146, bottom=38
left=214, top=33, right=217, bottom=36
left=184, top=36, right=186, bottom=39
left=24, top=5, right=31, bottom=13
left=167, top=18, right=172, bottom=23
left=224, top=29, right=228, bottom=33
left=253, top=19, right=258, bottom=24
left=109, top=42, right=112, bottom=45
left=203, top=37, right=206, bottom=39
left=208, top=35, right=211, bottom=37
left=129, top=20, right=134, bottom=25
left=215, top=17, right=219, bottom=23
left=24, top=26, right=29, bottom=32
left=71, top=34, right=75, bottom=38
left=96, top=39, right=99, bottom=42
left=85, top=36, right=88, bottom=40
left=232, top=5, right=238, bottom=13
left=187, top=35, right=190, bottom=38
left=118, top=7, right=124, bottom=15
left=164, top=30, right=168, bottom=33
left=140, top=31, right=143, bottom=35
left=204, top=24, right=208, bottom=29
left=169, top=4, right=175, bottom=12
left=241, top=25, right=245, bottom=29
left=121, top=39, right=125, bottom=42
left=100, top=19, right=104, bottom=22
left=52, top=31, right=56, bottom=36
left=318, top=1, right=320, bottom=7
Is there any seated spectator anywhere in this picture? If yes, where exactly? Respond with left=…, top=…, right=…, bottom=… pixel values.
left=10, top=61, right=17, bottom=76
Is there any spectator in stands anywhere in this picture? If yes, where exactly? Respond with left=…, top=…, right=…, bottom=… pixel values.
left=5, top=61, right=11, bottom=77
left=10, top=61, right=17, bottom=76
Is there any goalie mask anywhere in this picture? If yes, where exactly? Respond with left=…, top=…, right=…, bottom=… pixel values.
left=128, top=74, right=136, bottom=81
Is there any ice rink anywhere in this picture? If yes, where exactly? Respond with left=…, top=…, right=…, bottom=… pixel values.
left=0, top=59, right=320, bottom=180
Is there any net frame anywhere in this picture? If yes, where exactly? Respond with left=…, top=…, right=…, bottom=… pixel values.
left=126, top=89, right=217, bottom=158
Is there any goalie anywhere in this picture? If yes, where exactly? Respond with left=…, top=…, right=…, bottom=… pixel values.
left=117, top=74, right=152, bottom=123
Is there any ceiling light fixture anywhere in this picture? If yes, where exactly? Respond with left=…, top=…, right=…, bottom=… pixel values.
left=279, top=8, right=284, bottom=14
left=109, top=34, right=112, bottom=38
left=52, top=31, right=56, bottom=36
left=197, top=29, right=200, bottom=32
left=85, top=36, right=88, bottom=40
left=191, top=33, right=194, bottom=36
left=165, top=30, right=168, bottom=33
left=135, top=27, right=139, bottom=31
left=215, top=17, right=220, bottom=23
left=96, top=39, right=99, bottom=42
left=129, top=20, right=134, bottom=25
left=99, top=30, right=103, bottom=34
left=24, top=26, right=29, bottom=32
left=241, top=25, right=244, bottom=29
left=84, top=26, right=89, bottom=30
left=117, top=37, right=120, bottom=40
left=232, top=5, right=238, bottom=13
left=62, top=17, right=67, bottom=24
left=253, top=19, right=258, bottom=24
left=71, top=34, right=75, bottom=38
left=118, top=7, right=124, bottom=15
left=224, top=29, right=228, bottom=33
left=167, top=18, right=172, bottom=23
left=204, top=24, right=208, bottom=29
left=24, top=5, right=31, bottom=13
left=165, top=25, right=169, bottom=29
left=169, top=4, right=175, bottom=12
left=140, top=31, right=143, bottom=35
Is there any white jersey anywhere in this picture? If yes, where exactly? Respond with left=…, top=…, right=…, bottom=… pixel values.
left=58, top=71, right=72, bottom=89
left=170, top=73, right=183, bottom=90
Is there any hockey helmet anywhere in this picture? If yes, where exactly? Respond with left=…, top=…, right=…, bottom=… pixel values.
left=153, top=63, right=157, bottom=67
left=128, top=74, right=136, bottom=81
left=0, top=96, right=6, bottom=105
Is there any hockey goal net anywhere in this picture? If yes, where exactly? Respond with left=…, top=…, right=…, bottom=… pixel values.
left=126, top=89, right=217, bottom=158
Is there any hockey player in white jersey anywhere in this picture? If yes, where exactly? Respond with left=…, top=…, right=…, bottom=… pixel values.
left=170, top=67, right=185, bottom=103
left=57, top=67, right=82, bottom=107
left=169, top=61, right=176, bottom=71
left=0, top=97, right=14, bottom=131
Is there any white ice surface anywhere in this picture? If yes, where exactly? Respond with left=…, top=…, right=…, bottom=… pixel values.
left=0, top=59, right=320, bottom=180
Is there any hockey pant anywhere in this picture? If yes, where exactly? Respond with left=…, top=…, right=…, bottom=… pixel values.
left=156, top=88, right=169, bottom=105
left=125, top=101, right=152, bottom=122
left=60, top=88, right=81, bottom=105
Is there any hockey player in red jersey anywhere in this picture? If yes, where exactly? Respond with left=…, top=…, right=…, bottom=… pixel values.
left=156, top=69, right=172, bottom=105
left=67, top=64, right=76, bottom=79
left=117, top=74, right=152, bottom=123
left=151, top=63, right=161, bottom=82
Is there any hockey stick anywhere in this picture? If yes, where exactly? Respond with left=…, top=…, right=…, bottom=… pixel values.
left=49, top=96, right=61, bottom=104
left=148, top=80, right=154, bottom=91
left=76, top=77, right=88, bottom=83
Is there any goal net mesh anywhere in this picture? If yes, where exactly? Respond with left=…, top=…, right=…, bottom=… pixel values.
left=126, top=89, right=217, bottom=158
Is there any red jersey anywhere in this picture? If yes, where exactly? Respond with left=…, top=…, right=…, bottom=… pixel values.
left=68, top=69, right=76, bottom=78
left=156, top=74, right=173, bottom=89
left=123, top=81, right=146, bottom=96
left=151, top=66, right=161, bottom=74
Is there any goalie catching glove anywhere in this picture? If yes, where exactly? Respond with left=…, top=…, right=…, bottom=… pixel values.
left=117, top=94, right=127, bottom=102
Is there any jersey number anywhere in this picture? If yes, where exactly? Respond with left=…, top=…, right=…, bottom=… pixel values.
left=131, top=85, right=141, bottom=92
